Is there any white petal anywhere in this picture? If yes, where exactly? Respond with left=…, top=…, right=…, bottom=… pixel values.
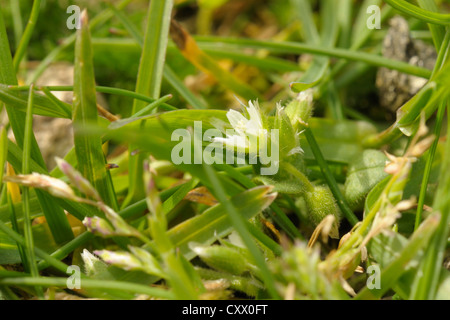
left=287, top=146, right=304, bottom=156
left=227, top=109, right=248, bottom=130
left=247, top=101, right=263, bottom=128
left=212, top=135, right=248, bottom=149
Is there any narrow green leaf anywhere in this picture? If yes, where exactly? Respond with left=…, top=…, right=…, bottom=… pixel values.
left=12, top=0, right=41, bottom=71
left=351, top=0, right=382, bottom=45
left=73, top=10, right=118, bottom=210
left=337, top=0, right=352, bottom=48
left=195, top=36, right=432, bottom=78
left=98, top=4, right=207, bottom=109
left=411, top=103, right=450, bottom=300
left=416, top=0, right=445, bottom=51
left=384, top=0, right=450, bottom=26
left=133, top=0, right=173, bottom=110
left=0, top=8, right=73, bottom=244
left=415, top=100, right=446, bottom=230
left=9, top=0, right=23, bottom=51
left=162, top=179, right=198, bottom=216
left=21, top=85, right=43, bottom=298
left=290, top=0, right=338, bottom=92
left=200, top=167, right=280, bottom=299
left=108, top=94, right=174, bottom=130
left=303, top=127, right=359, bottom=225
left=0, top=276, right=175, bottom=300
left=0, top=127, right=7, bottom=185
left=0, top=84, right=71, bottom=118
left=215, top=163, right=303, bottom=240
left=163, top=65, right=207, bottom=109
left=27, top=0, right=133, bottom=85
left=125, top=0, right=174, bottom=207
left=291, top=0, right=320, bottom=44
left=5, top=193, right=28, bottom=268
left=8, top=84, right=177, bottom=112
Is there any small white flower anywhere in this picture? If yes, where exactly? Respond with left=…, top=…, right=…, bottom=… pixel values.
left=212, top=100, right=267, bottom=153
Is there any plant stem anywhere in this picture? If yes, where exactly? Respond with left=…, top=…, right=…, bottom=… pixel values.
left=281, top=162, right=314, bottom=192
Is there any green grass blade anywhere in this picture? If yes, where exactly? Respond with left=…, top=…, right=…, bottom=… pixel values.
left=2, top=129, right=28, bottom=269
left=106, top=4, right=207, bottom=110
left=0, top=127, right=6, bottom=185
left=0, top=219, right=69, bottom=274
left=36, top=183, right=194, bottom=272
left=352, top=0, right=382, bottom=45
left=195, top=36, right=432, bottom=78
left=0, top=195, right=41, bottom=223
left=201, top=165, right=280, bottom=299
left=0, top=85, right=71, bottom=118
left=214, top=163, right=303, bottom=240
left=414, top=100, right=446, bottom=230
left=8, top=84, right=178, bottom=112
left=167, top=186, right=275, bottom=257
left=410, top=103, right=450, bottom=300
left=73, top=11, right=118, bottom=210
left=416, top=0, right=445, bottom=51
left=12, top=0, right=41, bottom=72
left=290, top=0, right=338, bottom=92
left=132, top=0, right=173, bottom=111
left=0, top=276, right=175, bottom=300
left=125, top=0, right=174, bottom=207
left=27, top=0, right=133, bottom=85
left=337, top=0, right=352, bottom=48
left=203, top=48, right=301, bottom=72
left=163, top=65, right=207, bottom=109
left=39, top=87, right=72, bottom=117
left=303, top=127, right=359, bottom=225
left=0, top=7, right=73, bottom=244
left=6, top=194, right=28, bottom=270
left=291, top=0, right=320, bottom=44
left=384, top=0, right=450, bottom=25
left=161, top=179, right=198, bottom=216
left=92, top=37, right=302, bottom=73
left=21, top=85, right=43, bottom=298
left=9, top=0, right=23, bottom=51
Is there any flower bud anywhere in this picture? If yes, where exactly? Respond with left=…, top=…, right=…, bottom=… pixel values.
left=56, top=157, right=101, bottom=201
left=98, top=203, right=140, bottom=237
left=285, top=89, right=314, bottom=130
left=82, top=216, right=115, bottom=237
left=304, top=185, right=341, bottom=238
left=94, top=249, right=142, bottom=271
left=190, top=243, right=248, bottom=275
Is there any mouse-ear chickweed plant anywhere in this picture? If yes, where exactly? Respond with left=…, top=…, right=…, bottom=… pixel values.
left=0, top=0, right=449, bottom=301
